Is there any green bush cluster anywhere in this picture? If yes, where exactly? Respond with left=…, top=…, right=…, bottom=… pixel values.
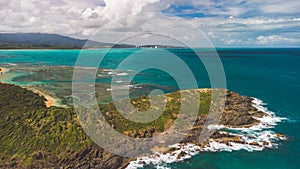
left=0, top=83, right=93, bottom=166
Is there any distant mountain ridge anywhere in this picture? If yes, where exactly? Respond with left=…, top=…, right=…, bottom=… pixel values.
left=0, top=33, right=135, bottom=49
left=0, top=33, right=182, bottom=49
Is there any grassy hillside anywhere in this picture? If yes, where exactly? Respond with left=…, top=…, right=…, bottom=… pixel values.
left=100, top=90, right=211, bottom=135
left=0, top=83, right=93, bottom=166
left=0, top=83, right=131, bottom=168
left=0, top=83, right=212, bottom=168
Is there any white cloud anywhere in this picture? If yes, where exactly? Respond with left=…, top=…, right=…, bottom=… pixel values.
left=102, top=0, right=160, bottom=19
left=259, top=0, right=300, bottom=14
left=188, top=0, right=300, bottom=16
left=0, top=0, right=299, bottom=46
left=0, top=0, right=169, bottom=36
left=89, top=13, right=214, bottom=47
left=225, top=39, right=243, bottom=45
left=198, top=17, right=300, bottom=32
left=207, top=31, right=217, bottom=39
left=256, top=35, right=299, bottom=45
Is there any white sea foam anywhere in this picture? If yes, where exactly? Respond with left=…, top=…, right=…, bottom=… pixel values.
left=7, top=63, right=17, bottom=66
left=106, top=85, right=134, bottom=91
left=209, top=98, right=287, bottom=132
left=106, top=84, right=142, bottom=91
left=251, top=97, right=287, bottom=128
left=107, top=69, right=131, bottom=77
left=125, top=97, right=288, bottom=169
left=75, top=66, right=98, bottom=70
left=108, top=72, right=129, bottom=76
left=102, top=69, right=113, bottom=72
left=126, top=143, right=202, bottom=169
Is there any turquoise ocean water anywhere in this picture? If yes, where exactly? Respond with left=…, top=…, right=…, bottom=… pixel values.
left=0, top=48, right=299, bottom=168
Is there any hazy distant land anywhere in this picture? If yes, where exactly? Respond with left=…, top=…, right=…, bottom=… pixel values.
left=0, top=33, right=181, bottom=49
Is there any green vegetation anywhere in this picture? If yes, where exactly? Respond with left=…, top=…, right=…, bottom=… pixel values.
left=0, top=83, right=46, bottom=114
left=0, top=83, right=93, bottom=167
left=100, top=90, right=212, bottom=135
left=0, top=83, right=212, bottom=167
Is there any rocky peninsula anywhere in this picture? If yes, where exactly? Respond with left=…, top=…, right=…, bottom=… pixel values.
left=0, top=83, right=286, bottom=168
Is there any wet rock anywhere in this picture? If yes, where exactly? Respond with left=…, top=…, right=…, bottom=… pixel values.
left=275, top=133, right=285, bottom=139
left=249, top=142, right=260, bottom=146
left=263, top=141, right=269, bottom=146
left=177, top=151, right=187, bottom=160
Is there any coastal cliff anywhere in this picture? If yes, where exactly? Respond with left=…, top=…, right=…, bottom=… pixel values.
left=0, top=83, right=285, bottom=168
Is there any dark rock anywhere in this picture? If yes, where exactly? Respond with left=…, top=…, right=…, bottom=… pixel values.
left=249, top=142, right=260, bottom=146
left=103, top=156, right=123, bottom=169
left=263, top=141, right=269, bottom=146
left=177, top=151, right=187, bottom=160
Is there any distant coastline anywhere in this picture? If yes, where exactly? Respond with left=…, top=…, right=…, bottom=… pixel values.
left=0, top=33, right=182, bottom=50
left=0, top=45, right=183, bottom=50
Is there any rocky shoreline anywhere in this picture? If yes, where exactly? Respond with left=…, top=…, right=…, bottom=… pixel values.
left=0, top=83, right=286, bottom=168
left=126, top=92, right=287, bottom=169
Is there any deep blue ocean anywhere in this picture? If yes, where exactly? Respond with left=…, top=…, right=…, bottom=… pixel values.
left=0, top=48, right=299, bottom=169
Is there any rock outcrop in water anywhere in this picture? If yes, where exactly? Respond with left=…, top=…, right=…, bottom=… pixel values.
left=0, top=83, right=285, bottom=168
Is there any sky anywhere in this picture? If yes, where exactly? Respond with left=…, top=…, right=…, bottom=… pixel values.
left=0, top=0, right=300, bottom=47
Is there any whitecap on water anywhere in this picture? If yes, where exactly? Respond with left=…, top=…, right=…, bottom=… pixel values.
left=106, top=84, right=142, bottom=91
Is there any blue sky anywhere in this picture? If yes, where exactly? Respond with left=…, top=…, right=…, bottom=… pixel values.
left=0, top=0, right=299, bottom=47
left=161, top=0, right=300, bottom=47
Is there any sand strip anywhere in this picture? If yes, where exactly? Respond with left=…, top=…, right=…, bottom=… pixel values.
left=23, top=86, right=60, bottom=108
left=0, top=67, right=8, bottom=74
left=0, top=67, right=14, bottom=82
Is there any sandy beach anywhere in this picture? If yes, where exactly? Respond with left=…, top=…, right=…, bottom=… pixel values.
left=0, top=67, right=13, bottom=82
left=23, top=86, right=60, bottom=108
left=0, top=67, right=8, bottom=74
left=0, top=67, right=63, bottom=108
left=0, top=67, right=59, bottom=107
